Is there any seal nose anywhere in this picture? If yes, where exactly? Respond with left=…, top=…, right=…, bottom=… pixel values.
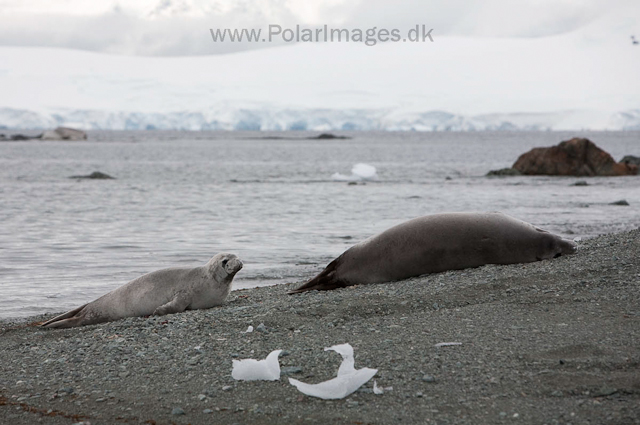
left=561, top=239, right=578, bottom=255
left=228, top=257, right=243, bottom=272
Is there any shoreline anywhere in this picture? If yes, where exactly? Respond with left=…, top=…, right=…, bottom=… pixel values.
left=1, top=228, right=639, bottom=424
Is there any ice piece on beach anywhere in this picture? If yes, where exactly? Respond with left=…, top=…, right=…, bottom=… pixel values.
left=434, top=342, right=462, bottom=347
left=244, top=325, right=254, bottom=333
left=231, top=349, right=282, bottom=381
left=373, top=381, right=393, bottom=394
left=332, top=163, right=377, bottom=182
left=373, top=380, right=383, bottom=395
left=288, top=343, right=377, bottom=400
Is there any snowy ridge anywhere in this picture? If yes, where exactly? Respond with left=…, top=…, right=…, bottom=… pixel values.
left=0, top=5, right=638, bottom=131
left=1, top=107, right=639, bottom=131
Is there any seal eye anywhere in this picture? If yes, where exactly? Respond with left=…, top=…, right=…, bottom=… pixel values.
left=222, top=259, right=229, bottom=266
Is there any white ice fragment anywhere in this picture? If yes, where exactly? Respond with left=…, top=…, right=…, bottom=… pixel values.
left=434, top=342, right=462, bottom=347
left=351, top=163, right=377, bottom=180
left=244, top=325, right=254, bottom=333
left=373, top=381, right=393, bottom=395
left=231, top=349, right=282, bottom=381
left=332, top=163, right=377, bottom=182
left=331, top=172, right=354, bottom=181
left=373, top=380, right=384, bottom=395
left=288, top=343, right=377, bottom=400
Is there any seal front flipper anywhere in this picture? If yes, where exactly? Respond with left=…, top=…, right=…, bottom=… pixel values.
left=41, top=304, right=88, bottom=329
left=153, top=292, right=191, bottom=316
left=289, top=258, right=347, bottom=294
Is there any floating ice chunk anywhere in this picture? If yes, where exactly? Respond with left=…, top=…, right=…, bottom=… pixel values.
left=332, top=163, right=377, bottom=182
left=288, top=343, right=377, bottom=400
left=231, top=349, right=282, bottom=381
left=352, top=163, right=377, bottom=179
left=244, top=325, right=254, bottom=333
left=434, top=342, right=462, bottom=347
left=331, top=172, right=354, bottom=181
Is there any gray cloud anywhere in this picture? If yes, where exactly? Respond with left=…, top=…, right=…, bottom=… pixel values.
left=0, top=0, right=636, bottom=56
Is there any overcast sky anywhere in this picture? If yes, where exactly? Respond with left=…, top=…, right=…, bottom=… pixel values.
left=0, top=0, right=637, bottom=55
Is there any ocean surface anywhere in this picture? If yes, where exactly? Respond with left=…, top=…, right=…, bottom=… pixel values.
left=1, top=130, right=638, bottom=320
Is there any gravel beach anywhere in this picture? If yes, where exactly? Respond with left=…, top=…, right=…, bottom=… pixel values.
left=1, top=229, right=639, bottom=425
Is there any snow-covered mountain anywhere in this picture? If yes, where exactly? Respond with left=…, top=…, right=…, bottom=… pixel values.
left=2, top=107, right=639, bottom=131
left=1, top=6, right=638, bottom=131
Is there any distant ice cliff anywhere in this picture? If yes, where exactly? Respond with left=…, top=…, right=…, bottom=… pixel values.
left=1, top=107, right=639, bottom=131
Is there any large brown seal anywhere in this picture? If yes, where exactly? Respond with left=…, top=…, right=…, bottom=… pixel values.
left=290, top=212, right=577, bottom=293
left=42, top=253, right=243, bottom=328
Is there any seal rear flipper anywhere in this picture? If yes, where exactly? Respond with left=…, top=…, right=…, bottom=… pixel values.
left=289, top=258, right=348, bottom=294
left=41, top=304, right=88, bottom=329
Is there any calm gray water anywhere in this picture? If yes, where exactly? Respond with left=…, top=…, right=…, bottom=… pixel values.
left=1, top=131, right=638, bottom=319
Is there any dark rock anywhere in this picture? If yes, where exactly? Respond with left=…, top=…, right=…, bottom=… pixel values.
left=620, top=155, right=640, bottom=166
left=41, top=127, right=87, bottom=141
left=572, top=180, right=589, bottom=186
left=69, top=171, right=115, bottom=180
left=281, top=366, right=303, bottom=375
left=171, top=407, right=185, bottom=415
left=307, top=133, right=350, bottom=140
left=486, top=168, right=522, bottom=176
left=609, top=200, right=630, bottom=206
left=593, top=387, right=617, bottom=397
left=10, top=134, right=32, bottom=141
left=513, top=138, right=638, bottom=176
left=422, top=375, right=436, bottom=383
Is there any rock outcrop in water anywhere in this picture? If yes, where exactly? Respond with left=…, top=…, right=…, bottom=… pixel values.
left=512, top=138, right=638, bottom=176
left=41, top=127, right=87, bottom=141
left=621, top=155, right=640, bottom=167
left=486, top=168, right=522, bottom=176
left=0, top=133, right=39, bottom=141
left=69, top=171, right=115, bottom=180
left=308, top=133, right=350, bottom=140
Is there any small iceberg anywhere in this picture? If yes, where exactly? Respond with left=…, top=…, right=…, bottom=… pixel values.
left=331, top=163, right=377, bottom=182
left=288, top=343, right=377, bottom=400
left=231, top=349, right=282, bottom=381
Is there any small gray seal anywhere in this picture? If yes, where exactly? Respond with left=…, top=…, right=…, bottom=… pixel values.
left=42, top=253, right=243, bottom=328
left=290, top=212, right=577, bottom=293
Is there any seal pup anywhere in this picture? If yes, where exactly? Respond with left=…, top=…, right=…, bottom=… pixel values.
left=290, top=212, right=577, bottom=293
left=42, top=253, right=243, bottom=328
